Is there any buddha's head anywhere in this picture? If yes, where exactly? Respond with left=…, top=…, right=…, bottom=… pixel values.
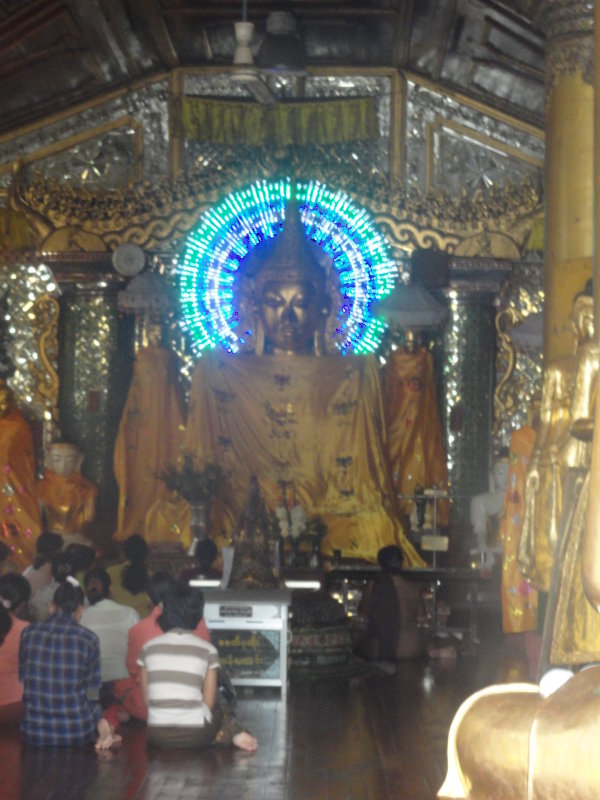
left=571, top=279, right=594, bottom=344
left=46, top=442, right=83, bottom=477
left=0, top=380, right=15, bottom=419
left=247, top=204, right=331, bottom=355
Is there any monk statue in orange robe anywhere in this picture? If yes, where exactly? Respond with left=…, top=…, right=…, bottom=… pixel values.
left=182, top=206, right=424, bottom=565
left=114, top=341, right=186, bottom=542
left=0, top=379, right=41, bottom=568
left=382, top=329, right=449, bottom=530
left=36, top=441, right=97, bottom=542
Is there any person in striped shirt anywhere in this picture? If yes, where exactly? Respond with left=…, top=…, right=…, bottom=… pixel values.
left=137, top=584, right=257, bottom=751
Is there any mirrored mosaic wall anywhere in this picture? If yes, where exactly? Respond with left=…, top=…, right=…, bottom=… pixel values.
left=405, top=80, right=544, bottom=195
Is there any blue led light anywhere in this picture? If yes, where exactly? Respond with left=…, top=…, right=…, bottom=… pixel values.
left=177, top=178, right=396, bottom=355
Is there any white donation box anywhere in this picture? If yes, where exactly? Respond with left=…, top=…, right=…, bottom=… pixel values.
left=201, top=588, right=291, bottom=691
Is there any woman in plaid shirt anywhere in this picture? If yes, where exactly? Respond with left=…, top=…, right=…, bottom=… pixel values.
left=19, top=577, right=121, bottom=749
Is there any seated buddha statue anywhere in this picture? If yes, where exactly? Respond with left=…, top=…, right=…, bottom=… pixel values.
left=182, top=205, right=424, bottom=566
left=36, top=441, right=97, bottom=543
left=0, top=379, right=42, bottom=568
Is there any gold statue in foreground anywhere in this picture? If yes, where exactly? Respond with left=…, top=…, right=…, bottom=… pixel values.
left=438, top=283, right=600, bottom=799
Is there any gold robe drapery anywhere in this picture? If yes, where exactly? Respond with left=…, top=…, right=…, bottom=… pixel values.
left=382, top=347, right=449, bottom=527
left=36, top=470, right=97, bottom=536
left=0, top=411, right=41, bottom=568
left=114, top=345, right=186, bottom=540
left=184, top=352, right=424, bottom=565
left=499, top=424, right=538, bottom=634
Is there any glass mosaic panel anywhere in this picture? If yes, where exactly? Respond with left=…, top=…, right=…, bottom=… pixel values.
left=0, top=81, right=169, bottom=182
left=406, top=80, right=544, bottom=193
left=0, top=262, right=59, bottom=422
left=443, top=292, right=496, bottom=539
left=59, top=289, right=134, bottom=514
left=21, top=126, right=138, bottom=190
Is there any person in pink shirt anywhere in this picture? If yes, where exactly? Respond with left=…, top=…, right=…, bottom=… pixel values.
left=0, top=573, right=31, bottom=722
left=113, top=571, right=211, bottom=721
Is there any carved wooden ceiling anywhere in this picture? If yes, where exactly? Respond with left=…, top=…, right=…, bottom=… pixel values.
left=0, top=0, right=546, bottom=138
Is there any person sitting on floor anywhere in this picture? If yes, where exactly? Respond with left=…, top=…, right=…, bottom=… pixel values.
left=22, top=532, right=64, bottom=596
left=138, top=583, right=257, bottom=751
left=0, top=573, right=31, bottom=722
left=28, top=550, right=74, bottom=622
left=19, top=576, right=121, bottom=749
left=106, top=534, right=152, bottom=617
left=115, top=570, right=211, bottom=722
left=179, top=537, right=220, bottom=583
left=80, top=567, right=140, bottom=686
left=359, top=545, right=428, bottom=673
left=358, top=546, right=456, bottom=673
left=63, top=542, right=96, bottom=586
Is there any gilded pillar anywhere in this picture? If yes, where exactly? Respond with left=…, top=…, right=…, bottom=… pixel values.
left=543, top=0, right=594, bottom=361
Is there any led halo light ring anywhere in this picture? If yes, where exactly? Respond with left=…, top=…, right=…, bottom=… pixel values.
left=177, top=177, right=397, bottom=356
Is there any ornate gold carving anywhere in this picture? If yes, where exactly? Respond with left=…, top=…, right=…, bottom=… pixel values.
left=9, top=148, right=543, bottom=260
left=30, top=292, right=60, bottom=424
left=493, top=305, right=520, bottom=434
left=542, top=0, right=594, bottom=92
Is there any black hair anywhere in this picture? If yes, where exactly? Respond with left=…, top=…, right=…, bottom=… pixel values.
left=53, top=581, right=85, bottom=615
left=0, top=605, right=12, bottom=646
left=158, top=584, right=204, bottom=632
left=194, top=538, right=218, bottom=571
left=0, top=573, right=31, bottom=611
left=83, top=567, right=111, bottom=606
left=377, top=545, right=404, bottom=573
left=121, top=534, right=148, bottom=595
left=63, top=543, right=95, bottom=573
left=51, top=552, right=75, bottom=583
left=33, top=532, right=64, bottom=569
left=146, top=570, right=177, bottom=607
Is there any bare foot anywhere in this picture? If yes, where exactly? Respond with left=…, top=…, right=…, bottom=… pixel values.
left=232, top=731, right=258, bottom=752
left=95, top=718, right=123, bottom=751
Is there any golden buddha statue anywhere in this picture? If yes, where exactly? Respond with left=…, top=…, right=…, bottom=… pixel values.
left=183, top=206, right=424, bottom=565
left=36, top=441, right=97, bottom=541
left=518, top=285, right=594, bottom=592
left=0, top=379, right=41, bottom=568
left=547, top=285, right=600, bottom=665
left=382, top=329, right=449, bottom=530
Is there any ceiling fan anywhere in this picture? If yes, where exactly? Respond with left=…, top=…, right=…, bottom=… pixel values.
left=231, top=6, right=306, bottom=106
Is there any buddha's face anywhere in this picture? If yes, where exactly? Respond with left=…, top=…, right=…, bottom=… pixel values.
left=47, top=444, right=81, bottom=476
left=258, top=278, right=321, bottom=354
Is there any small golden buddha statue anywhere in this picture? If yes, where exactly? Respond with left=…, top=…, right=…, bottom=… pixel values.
left=37, top=441, right=97, bottom=540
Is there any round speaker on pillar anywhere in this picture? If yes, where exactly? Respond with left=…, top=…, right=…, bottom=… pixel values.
left=410, top=248, right=450, bottom=289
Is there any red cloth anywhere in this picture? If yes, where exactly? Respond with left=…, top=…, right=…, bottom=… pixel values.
left=114, top=606, right=211, bottom=721
left=0, top=616, right=28, bottom=706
